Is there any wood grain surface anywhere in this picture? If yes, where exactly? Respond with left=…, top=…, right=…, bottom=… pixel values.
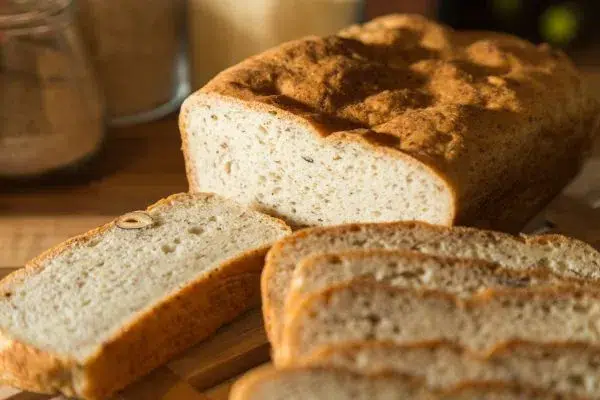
left=0, top=109, right=598, bottom=400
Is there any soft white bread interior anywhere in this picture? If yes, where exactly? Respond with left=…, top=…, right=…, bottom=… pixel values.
left=278, top=283, right=600, bottom=365
left=304, top=341, right=600, bottom=398
left=181, top=94, right=454, bottom=228
left=263, top=221, right=600, bottom=346
left=0, top=193, right=290, bottom=400
left=286, top=249, right=590, bottom=314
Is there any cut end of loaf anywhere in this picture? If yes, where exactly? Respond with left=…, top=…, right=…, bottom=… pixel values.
left=181, top=94, right=455, bottom=228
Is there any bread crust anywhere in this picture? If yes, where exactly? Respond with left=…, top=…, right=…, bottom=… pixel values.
left=262, top=220, right=600, bottom=345
left=0, top=193, right=291, bottom=399
left=180, top=13, right=600, bottom=231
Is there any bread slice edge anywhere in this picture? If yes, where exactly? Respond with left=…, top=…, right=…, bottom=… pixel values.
left=0, top=193, right=291, bottom=399
left=278, top=279, right=600, bottom=365
left=262, top=220, right=600, bottom=346
left=284, top=248, right=592, bottom=319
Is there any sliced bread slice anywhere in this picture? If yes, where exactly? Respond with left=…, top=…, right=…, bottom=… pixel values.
left=180, top=14, right=598, bottom=232
left=0, top=193, right=291, bottom=400
left=304, top=340, right=600, bottom=398
left=286, top=249, right=591, bottom=316
left=278, top=282, right=600, bottom=365
left=229, top=365, right=577, bottom=400
left=263, top=221, right=600, bottom=345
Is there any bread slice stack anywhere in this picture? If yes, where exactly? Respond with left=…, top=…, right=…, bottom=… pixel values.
left=0, top=193, right=291, bottom=400
left=180, top=14, right=599, bottom=232
left=231, top=221, right=600, bottom=399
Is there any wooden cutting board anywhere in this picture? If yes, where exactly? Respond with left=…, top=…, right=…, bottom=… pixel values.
left=1, top=116, right=599, bottom=400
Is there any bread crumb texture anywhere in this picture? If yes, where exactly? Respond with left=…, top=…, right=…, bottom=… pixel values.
left=0, top=193, right=288, bottom=362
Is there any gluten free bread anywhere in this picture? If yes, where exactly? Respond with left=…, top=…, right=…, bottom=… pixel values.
left=0, top=193, right=290, bottom=399
left=263, top=221, right=600, bottom=345
left=278, top=283, right=600, bottom=364
left=180, top=13, right=599, bottom=230
left=286, top=249, right=592, bottom=314
left=304, top=341, right=600, bottom=398
left=230, top=365, right=578, bottom=400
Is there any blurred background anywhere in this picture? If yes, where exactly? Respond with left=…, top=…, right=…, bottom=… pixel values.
left=1, top=3, right=599, bottom=398
left=0, top=0, right=599, bottom=275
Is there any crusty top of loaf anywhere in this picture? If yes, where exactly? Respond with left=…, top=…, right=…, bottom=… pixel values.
left=201, top=14, right=597, bottom=182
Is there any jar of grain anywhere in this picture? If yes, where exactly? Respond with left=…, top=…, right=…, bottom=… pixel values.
left=188, top=0, right=364, bottom=89
left=0, top=0, right=105, bottom=179
left=77, top=0, right=187, bottom=125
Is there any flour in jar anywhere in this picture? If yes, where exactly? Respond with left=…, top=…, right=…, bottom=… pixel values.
left=0, top=3, right=104, bottom=178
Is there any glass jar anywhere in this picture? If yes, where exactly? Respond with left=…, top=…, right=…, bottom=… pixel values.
left=188, top=0, right=364, bottom=89
left=0, top=0, right=105, bottom=180
left=77, top=0, right=188, bottom=125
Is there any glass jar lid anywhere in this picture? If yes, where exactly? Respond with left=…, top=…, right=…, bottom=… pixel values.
left=0, top=0, right=71, bottom=30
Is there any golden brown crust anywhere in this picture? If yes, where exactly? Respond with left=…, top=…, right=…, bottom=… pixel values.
left=188, top=13, right=599, bottom=231
left=0, top=193, right=291, bottom=399
left=262, top=220, right=600, bottom=345
left=0, top=331, right=78, bottom=397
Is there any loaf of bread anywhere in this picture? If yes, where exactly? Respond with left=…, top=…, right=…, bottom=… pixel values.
left=278, top=283, right=600, bottom=365
left=304, top=341, right=600, bottom=398
left=0, top=193, right=290, bottom=400
left=180, top=13, right=599, bottom=231
left=263, top=221, right=600, bottom=346
left=230, top=365, right=578, bottom=399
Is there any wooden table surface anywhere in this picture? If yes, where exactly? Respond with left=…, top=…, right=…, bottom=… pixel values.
left=1, top=109, right=599, bottom=400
